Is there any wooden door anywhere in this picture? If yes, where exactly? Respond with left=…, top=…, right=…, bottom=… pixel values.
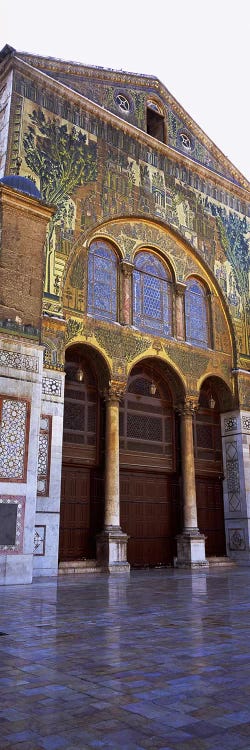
left=120, top=470, right=180, bottom=566
left=59, top=465, right=90, bottom=561
left=196, top=476, right=226, bottom=556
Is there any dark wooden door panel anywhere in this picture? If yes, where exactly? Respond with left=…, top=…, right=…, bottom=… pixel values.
left=196, top=477, right=226, bottom=556
left=59, top=466, right=90, bottom=561
left=120, top=470, right=181, bottom=567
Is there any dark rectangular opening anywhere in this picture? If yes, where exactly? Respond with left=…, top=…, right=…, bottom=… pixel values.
left=147, top=108, right=165, bottom=143
left=0, top=503, right=17, bottom=546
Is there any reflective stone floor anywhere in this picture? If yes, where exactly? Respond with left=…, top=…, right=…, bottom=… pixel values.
left=1, top=567, right=250, bottom=749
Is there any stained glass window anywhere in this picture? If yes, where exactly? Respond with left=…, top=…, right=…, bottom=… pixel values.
left=87, top=240, right=117, bottom=321
left=133, top=251, right=172, bottom=336
left=185, top=278, right=209, bottom=347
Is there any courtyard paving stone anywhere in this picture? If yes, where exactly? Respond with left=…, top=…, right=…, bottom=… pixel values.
left=0, top=567, right=250, bottom=749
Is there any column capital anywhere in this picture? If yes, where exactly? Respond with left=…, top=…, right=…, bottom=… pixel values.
left=175, top=281, right=187, bottom=296
left=120, top=260, right=134, bottom=278
left=105, top=380, right=127, bottom=403
left=177, top=396, right=199, bottom=416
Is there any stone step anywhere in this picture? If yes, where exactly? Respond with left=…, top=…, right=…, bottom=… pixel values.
left=58, top=560, right=101, bottom=575
left=207, top=556, right=236, bottom=567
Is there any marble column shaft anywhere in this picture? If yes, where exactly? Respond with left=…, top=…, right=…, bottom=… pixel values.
left=180, top=402, right=199, bottom=532
left=104, top=395, right=120, bottom=528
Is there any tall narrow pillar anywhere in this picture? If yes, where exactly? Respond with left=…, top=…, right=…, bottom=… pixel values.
left=96, top=382, right=130, bottom=573
left=175, top=282, right=186, bottom=340
left=120, top=261, right=133, bottom=326
left=175, top=399, right=208, bottom=568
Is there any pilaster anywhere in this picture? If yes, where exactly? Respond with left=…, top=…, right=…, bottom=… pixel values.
left=96, top=381, right=130, bottom=573
left=175, top=397, right=208, bottom=568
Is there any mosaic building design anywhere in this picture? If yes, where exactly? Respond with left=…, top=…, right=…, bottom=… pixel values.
left=0, top=43, right=249, bottom=583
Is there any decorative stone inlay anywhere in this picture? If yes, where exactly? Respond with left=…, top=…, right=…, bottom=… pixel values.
left=0, top=349, right=39, bottom=372
left=33, top=525, right=46, bottom=555
left=42, top=377, right=62, bottom=397
left=0, top=398, right=29, bottom=480
left=225, top=440, right=241, bottom=512
left=242, top=415, right=250, bottom=432
left=229, top=528, right=246, bottom=551
left=37, top=415, right=51, bottom=497
left=224, top=416, right=237, bottom=433
left=0, top=496, right=25, bottom=553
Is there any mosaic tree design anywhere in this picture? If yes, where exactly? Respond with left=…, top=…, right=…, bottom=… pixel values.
left=209, top=204, right=250, bottom=352
left=23, top=109, right=97, bottom=292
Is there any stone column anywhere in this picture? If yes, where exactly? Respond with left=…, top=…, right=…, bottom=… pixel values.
left=120, top=261, right=133, bottom=326
left=175, top=282, right=186, bottom=340
left=96, top=382, right=130, bottom=573
left=175, top=398, right=208, bottom=568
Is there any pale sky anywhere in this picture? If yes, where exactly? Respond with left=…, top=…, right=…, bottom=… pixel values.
left=1, top=0, right=250, bottom=182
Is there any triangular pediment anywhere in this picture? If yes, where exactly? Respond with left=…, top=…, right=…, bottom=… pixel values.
left=2, top=47, right=250, bottom=191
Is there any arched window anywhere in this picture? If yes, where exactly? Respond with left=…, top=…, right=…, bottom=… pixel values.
left=133, top=251, right=172, bottom=337
left=87, top=240, right=118, bottom=322
left=185, top=278, right=210, bottom=348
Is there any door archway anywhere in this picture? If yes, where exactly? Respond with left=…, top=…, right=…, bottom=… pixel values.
left=59, top=344, right=108, bottom=562
left=120, top=360, right=182, bottom=566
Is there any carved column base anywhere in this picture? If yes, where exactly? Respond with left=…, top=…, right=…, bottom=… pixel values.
left=174, top=532, right=209, bottom=568
left=96, top=527, right=130, bottom=574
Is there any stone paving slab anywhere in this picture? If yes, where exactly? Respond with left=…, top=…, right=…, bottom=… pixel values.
left=1, top=567, right=250, bottom=749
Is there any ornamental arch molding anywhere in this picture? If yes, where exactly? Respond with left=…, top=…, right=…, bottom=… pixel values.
left=61, top=215, right=237, bottom=364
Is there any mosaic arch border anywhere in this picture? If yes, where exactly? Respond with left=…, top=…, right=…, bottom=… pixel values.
left=126, top=351, right=187, bottom=406
left=62, top=216, right=238, bottom=360
left=64, top=337, right=112, bottom=391
left=197, top=372, right=234, bottom=411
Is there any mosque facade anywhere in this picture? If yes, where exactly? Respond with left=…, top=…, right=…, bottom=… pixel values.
left=0, top=44, right=249, bottom=583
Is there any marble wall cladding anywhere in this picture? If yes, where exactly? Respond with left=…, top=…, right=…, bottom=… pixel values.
left=33, top=512, right=60, bottom=576
left=33, top=371, right=65, bottom=577
left=0, top=340, right=43, bottom=583
left=221, top=410, right=250, bottom=562
left=0, top=496, right=25, bottom=553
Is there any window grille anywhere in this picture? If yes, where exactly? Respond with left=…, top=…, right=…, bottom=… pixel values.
left=87, top=240, right=117, bottom=322
left=185, top=278, right=210, bottom=347
left=133, top=251, right=172, bottom=337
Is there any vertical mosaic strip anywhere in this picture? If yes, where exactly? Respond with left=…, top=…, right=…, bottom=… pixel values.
left=37, top=415, right=52, bottom=496
left=0, top=496, right=25, bottom=553
left=225, top=440, right=241, bottom=512
left=0, top=397, right=30, bottom=481
left=33, top=525, right=46, bottom=556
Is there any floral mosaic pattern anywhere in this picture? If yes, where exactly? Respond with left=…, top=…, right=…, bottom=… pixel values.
left=0, top=398, right=29, bottom=481
left=0, top=496, right=25, bottom=553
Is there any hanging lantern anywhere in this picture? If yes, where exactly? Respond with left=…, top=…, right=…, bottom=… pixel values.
left=75, top=366, right=84, bottom=383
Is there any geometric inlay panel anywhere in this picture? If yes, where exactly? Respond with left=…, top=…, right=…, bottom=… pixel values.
left=0, top=349, right=39, bottom=372
left=224, top=416, right=237, bottom=433
left=37, top=415, right=52, bottom=496
left=0, top=496, right=25, bottom=553
left=33, top=525, right=46, bottom=556
left=42, top=377, right=62, bottom=397
left=228, top=527, right=246, bottom=551
left=225, top=440, right=241, bottom=512
left=242, top=415, right=250, bottom=432
left=0, top=398, right=30, bottom=481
